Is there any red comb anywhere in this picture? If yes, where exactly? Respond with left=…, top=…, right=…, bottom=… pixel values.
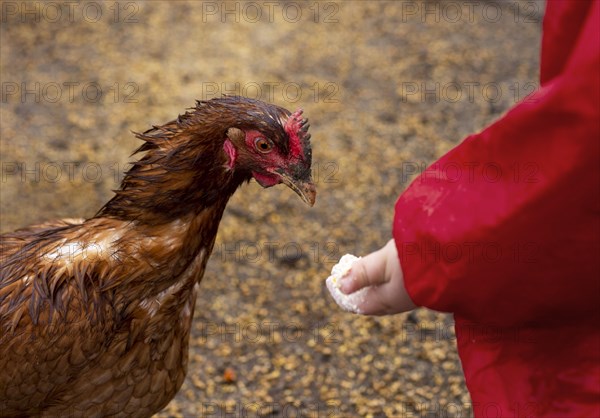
left=284, top=109, right=308, bottom=159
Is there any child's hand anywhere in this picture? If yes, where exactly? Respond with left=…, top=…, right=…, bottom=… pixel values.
left=339, top=239, right=417, bottom=315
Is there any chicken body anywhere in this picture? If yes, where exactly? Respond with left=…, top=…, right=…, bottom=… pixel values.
left=0, top=97, right=314, bottom=416
left=1, top=216, right=209, bottom=416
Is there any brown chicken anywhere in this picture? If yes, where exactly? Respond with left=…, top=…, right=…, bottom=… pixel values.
left=0, top=96, right=315, bottom=417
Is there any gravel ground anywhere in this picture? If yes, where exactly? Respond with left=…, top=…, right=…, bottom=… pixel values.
left=1, top=1, right=543, bottom=416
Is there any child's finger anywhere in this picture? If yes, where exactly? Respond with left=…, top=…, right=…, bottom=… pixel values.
left=352, top=286, right=394, bottom=315
left=352, top=279, right=406, bottom=315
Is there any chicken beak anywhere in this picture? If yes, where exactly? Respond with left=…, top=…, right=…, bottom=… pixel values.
left=277, top=171, right=316, bottom=206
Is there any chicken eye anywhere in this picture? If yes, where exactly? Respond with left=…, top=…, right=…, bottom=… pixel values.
left=254, top=137, right=273, bottom=153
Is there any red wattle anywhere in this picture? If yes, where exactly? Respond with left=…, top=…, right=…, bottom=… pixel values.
left=252, top=171, right=280, bottom=187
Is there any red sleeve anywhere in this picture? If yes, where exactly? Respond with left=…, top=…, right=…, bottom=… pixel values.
left=540, top=0, right=594, bottom=85
left=393, top=0, right=600, bottom=326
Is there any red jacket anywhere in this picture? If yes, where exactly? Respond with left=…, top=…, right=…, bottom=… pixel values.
left=393, top=1, right=600, bottom=417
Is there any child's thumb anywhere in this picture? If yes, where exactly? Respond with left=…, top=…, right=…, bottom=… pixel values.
left=340, top=251, right=386, bottom=294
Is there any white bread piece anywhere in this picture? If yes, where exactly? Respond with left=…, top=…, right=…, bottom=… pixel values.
left=326, top=254, right=369, bottom=313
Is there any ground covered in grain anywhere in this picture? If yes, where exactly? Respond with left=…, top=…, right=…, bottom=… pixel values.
left=1, top=1, right=543, bottom=416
